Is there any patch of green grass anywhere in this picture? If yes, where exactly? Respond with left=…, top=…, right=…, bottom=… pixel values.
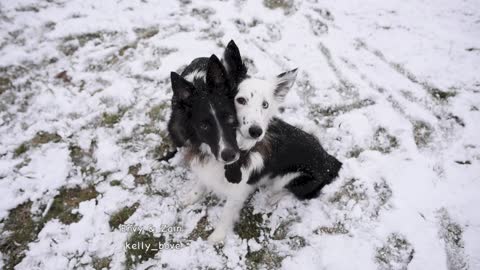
left=246, top=247, right=284, bottom=270
left=45, top=186, right=98, bottom=224
left=263, top=0, right=295, bottom=14
left=92, top=256, right=112, bottom=270
left=69, top=142, right=98, bottom=179
left=0, top=201, right=44, bottom=269
left=374, top=179, right=393, bottom=208
left=128, top=164, right=152, bottom=186
left=347, top=147, right=364, bottom=158
left=202, top=194, right=220, bottom=207
left=190, top=7, right=215, bottom=21
left=310, top=99, right=375, bottom=118
left=287, top=236, right=306, bottom=250
left=125, top=231, right=162, bottom=269
left=101, top=108, right=127, bottom=128
left=148, top=102, right=169, bottom=122
left=109, top=203, right=140, bottom=230
left=234, top=205, right=266, bottom=240
left=110, top=180, right=122, bottom=186
left=437, top=209, right=468, bottom=270
left=133, top=26, right=159, bottom=39
left=13, top=131, right=62, bottom=157
left=438, top=208, right=465, bottom=248
left=14, top=143, right=29, bottom=157
left=430, top=87, right=456, bottom=101
left=119, top=44, right=136, bottom=56
left=187, top=215, right=213, bottom=241
left=413, top=121, right=433, bottom=148
left=375, top=233, right=414, bottom=270
left=372, top=127, right=399, bottom=153
left=329, top=178, right=367, bottom=205
left=272, top=219, right=296, bottom=240
left=101, top=112, right=122, bottom=127
left=0, top=76, right=13, bottom=95
left=31, top=131, right=62, bottom=145
left=314, top=221, right=349, bottom=235
left=15, top=5, right=40, bottom=13
left=63, top=32, right=102, bottom=46
left=59, top=32, right=113, bottom=56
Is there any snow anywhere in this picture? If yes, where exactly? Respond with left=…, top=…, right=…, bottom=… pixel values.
left=1, top=0, right=479, bottom=269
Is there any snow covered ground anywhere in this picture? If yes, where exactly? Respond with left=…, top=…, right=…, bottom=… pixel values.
left=0, top=0, right=479, bottom=269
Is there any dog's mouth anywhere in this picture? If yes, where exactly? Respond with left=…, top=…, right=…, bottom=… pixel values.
left=237, top=130, right=263, bottom=151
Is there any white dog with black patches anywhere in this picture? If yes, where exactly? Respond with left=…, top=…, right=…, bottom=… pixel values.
left=179, top=41, right=342, bottom=243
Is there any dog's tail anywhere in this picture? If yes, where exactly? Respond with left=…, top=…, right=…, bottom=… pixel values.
left=285, top=155, right=342, bottom=200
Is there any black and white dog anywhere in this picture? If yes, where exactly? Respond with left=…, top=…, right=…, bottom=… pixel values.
left=168, top=54, right=251, bottom=242
left=168, top=42, right=342, bottom=243
left=223, top=41, right=342, bottom=202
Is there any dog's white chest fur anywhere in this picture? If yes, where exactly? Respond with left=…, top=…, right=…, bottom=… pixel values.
left=190, top=157, right=254, bottom=200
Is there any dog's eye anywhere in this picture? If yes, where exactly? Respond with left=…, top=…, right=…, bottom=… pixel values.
left=262, top=101, right=269, bottom=109
left=200, top=123, right=209, bottom=130
left=236, top=97, right=246, bottom=105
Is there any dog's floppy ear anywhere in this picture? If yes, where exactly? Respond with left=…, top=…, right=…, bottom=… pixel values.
left=224, top=40, right=247, bottom=85
left=274, top=68, right=298, bottom=102
left=171, top=72, right=195, bottom=103
left=206, top=54, right=229, bottom=92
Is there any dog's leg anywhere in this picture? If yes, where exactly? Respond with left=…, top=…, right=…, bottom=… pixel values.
left=181, top=181, right=206, bottom=206
left=267, top=172, right=301, bottom=206
left=208, top=189, right=251, bottom=243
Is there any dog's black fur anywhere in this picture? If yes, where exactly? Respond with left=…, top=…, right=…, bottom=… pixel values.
left=248, top=118, right=342, bottom=199
left=168, top=55, right=239, bottom=163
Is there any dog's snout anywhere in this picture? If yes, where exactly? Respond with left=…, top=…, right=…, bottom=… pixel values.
left=248, top=126, right=263, bottom=138
left=221, top=148, right=237, bottom=163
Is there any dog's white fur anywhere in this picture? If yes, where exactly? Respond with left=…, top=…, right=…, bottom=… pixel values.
left=184, top=148, right=256, bottom=243
left=182, top=69, right=297, bottom=243
left=235, top=70, right=298, bottom=149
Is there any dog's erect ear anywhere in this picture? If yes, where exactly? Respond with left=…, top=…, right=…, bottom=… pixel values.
left=171, top=72, right=195, bottom=102
left=224, top=40, right=247, bottom=85
left=274, top=68, right=298, bottom=102
left=206, top=54, right=229, bottom=92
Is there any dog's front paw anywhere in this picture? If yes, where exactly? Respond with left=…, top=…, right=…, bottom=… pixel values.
left=207, top=229, right=226, bottom=243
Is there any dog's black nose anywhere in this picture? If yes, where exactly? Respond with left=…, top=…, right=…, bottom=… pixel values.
left=249, top=126, right=263, bottom=138
left=221, top=148, right=237, bottom=163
